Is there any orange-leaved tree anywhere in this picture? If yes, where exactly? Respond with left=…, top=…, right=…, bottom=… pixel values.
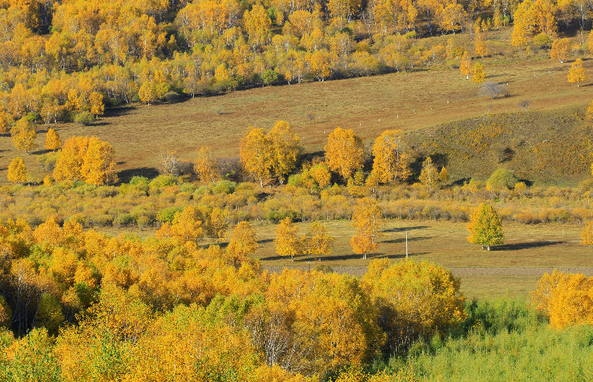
left=350, top=197, right=382, bottom=259
left=325, top=127, right=364, bottom=181
left=53, top=136, right=117, bottom=185
left=240, top=127, right=271, bottom=187
left=227, top=221, right=259, bottom=265
left=7, top=157, right=27, bottom=184
left=11, top=118, right=37, bottom=154
left=195, top=146, right=219, bottom=183
left=550, top=38, right=570, bottom=63
left=306, top=222, right=334, bottom=260
left=371, top=130, right=411, bottom=184
left=472, top=62, right=486, bottom=83
left=568, top=58, right=587, bottom=87
left=459, top=51, right=472, bottom=79
left=45, top=128, right=61, bottom=151
left=266, top=120, right=302, bottom=184
left=274, top=217, right=302, bottom=261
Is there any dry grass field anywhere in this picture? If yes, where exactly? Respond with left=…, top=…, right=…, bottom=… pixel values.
left=103, top=219, right=593, bottom=300
left=0, top=41, right=591, bottom=184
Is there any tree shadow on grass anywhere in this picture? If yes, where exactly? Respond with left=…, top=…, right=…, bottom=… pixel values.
left=257, top=238, right=273, bottom=245
left=381, top=236, right=431, bottom=244
left=116, top=167, right=160, bottom=183
left=493, top=241, right=564, bottom=251
left=104, top=106, right=135, bottom=118
left=383, top=226, right=429, bottom=233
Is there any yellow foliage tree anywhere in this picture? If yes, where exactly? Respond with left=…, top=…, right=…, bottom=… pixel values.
left=371, top=130, right=411, bottom=184
left=587, top=100, right=593, bottom=122
left=243, top=4, right=271, bottom=48
left=418, top=156, right=439, bottom=190
left=474, top=26, right=487, bottom=57
left=227, top=221, right=259, bottom=265
left=580, top=220, right=593, bottom=245
left=240, top=127, right=272, bottom=187
left=0, top=108, right=13, bottom=134
left=568, top=58, right=587, bottom=87
left=467, top=203, right=504, bottom=250
left=532, top=270, right=593, bottom=328
left=550, top=38, right=570, bottom=63
left=350, top=197, right=382, bottom=259
left=459, top=51, right=472, bottom=80
left=45, top=128, right=61, bottom=151
left=306, top=222, right=334, bottom=260
left=7, top=157, right=27, bottom=184
left=268, top=121, right=302, bottom=184
left=53, top=136, right=117, bottom=185
left=472, top=62, right=486, bottom=83
left=79, top=137, right=118, bottom=185
left=363, top=259, right=466, bottom=353
left=275, top=217, right=302, bottom=261
left=156, top=206, right=203, bottom=243
left=89, top=92, right=105, bottom=117
left=195, top=146, right=219, bottom=183
left=11, top=118, right=37, bottom=154
left=325, top=127, right=364, bottom=181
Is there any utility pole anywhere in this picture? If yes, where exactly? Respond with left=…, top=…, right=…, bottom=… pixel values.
left=405, top=231, right=409, bottom=259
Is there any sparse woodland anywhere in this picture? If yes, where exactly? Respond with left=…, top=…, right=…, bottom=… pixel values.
left=1, top=0, right=593, bottom=379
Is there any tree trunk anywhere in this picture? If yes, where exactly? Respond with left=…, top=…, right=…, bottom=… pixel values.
left=487, top=245, right=491, bottom=251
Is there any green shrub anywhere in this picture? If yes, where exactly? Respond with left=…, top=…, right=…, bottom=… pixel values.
left=74, top=112, right=96, bottom=126
left=486, top=168, right=518, bottom=190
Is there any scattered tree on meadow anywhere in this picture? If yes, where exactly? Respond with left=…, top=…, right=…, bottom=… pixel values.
left=325, top=127, right=365, bottom=181
left=472, top=62, right=486, bottom=83
left=467, top=203, right=504, bottom=251
left=351, top=197, right=382, bottom=259
left=11, top=118, right=36, bottom=154
left=195, top=146, right=219, bottom=183
left=274, top=217, right=302, bottom=261
left=44, top=128, right=61, bottom=151
left=306, top=222, right=334, bottom=260
left=460, top=52, right=472, bottom=80
left=550, top=38, right=570, bottom=63
left=7, top=157, right=27, bottom=184
left=439, top=166, right=449, bottom=184
left=371, top=130, right=411, bottom=184
left=474, top=26, right=487, bottom=57
left=568, top=58, right=587, bottom=87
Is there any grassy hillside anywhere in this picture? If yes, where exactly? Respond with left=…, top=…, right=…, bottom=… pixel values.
left=0, top=45, right=591, bottom=185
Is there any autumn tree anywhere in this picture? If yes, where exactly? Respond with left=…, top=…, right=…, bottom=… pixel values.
left=371, top=130, right=411, bottom=184
left=0, top=108, right=13, bottom=134
left=306, top=222, right=334, bottom=260
left=325, top=127, right=364, bottom=181
left=240, top=127, right=271, bottom=187
left=243, top=4, right=271, bottom=48
left=472, top=62, right=486, bottom=83
left=45, top=128, right=61, bottom=151
left=580, top=220, right=593, bottom=246
left=7, top=157, right=27, bottom=184
left=587, top=100, right=593, bottom=122
left=459, top=51, right=472, bottom=80
left=53, top=136, right=117, bottom=185
left=568, top=58, right=587, bottom=87
left=266, top=120, right=301, bottom=184
left=227, top=221, right=259, bottom=265
left=156, top=206, right=203, bottom=243
left=418, top=156, right=439, bottom=190
left=89, top=92, right=105, bottom=118
left=195, top=146, right=219, bottom=183
left=474, top=25, right=487, bottom=57
left=467, top=203, right=504, bottom=251
left=550, top=38, right=570, bottom=63
left=275, top=217, right=302, bottom=261
left=11, top=118, right=37, bottom=154
left=351, top=197, right=382, bottom=259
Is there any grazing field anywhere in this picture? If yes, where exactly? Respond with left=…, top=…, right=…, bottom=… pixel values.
left=105, top=219, right=593, bottom=300
left=1, top=49, right=591, bottom=184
